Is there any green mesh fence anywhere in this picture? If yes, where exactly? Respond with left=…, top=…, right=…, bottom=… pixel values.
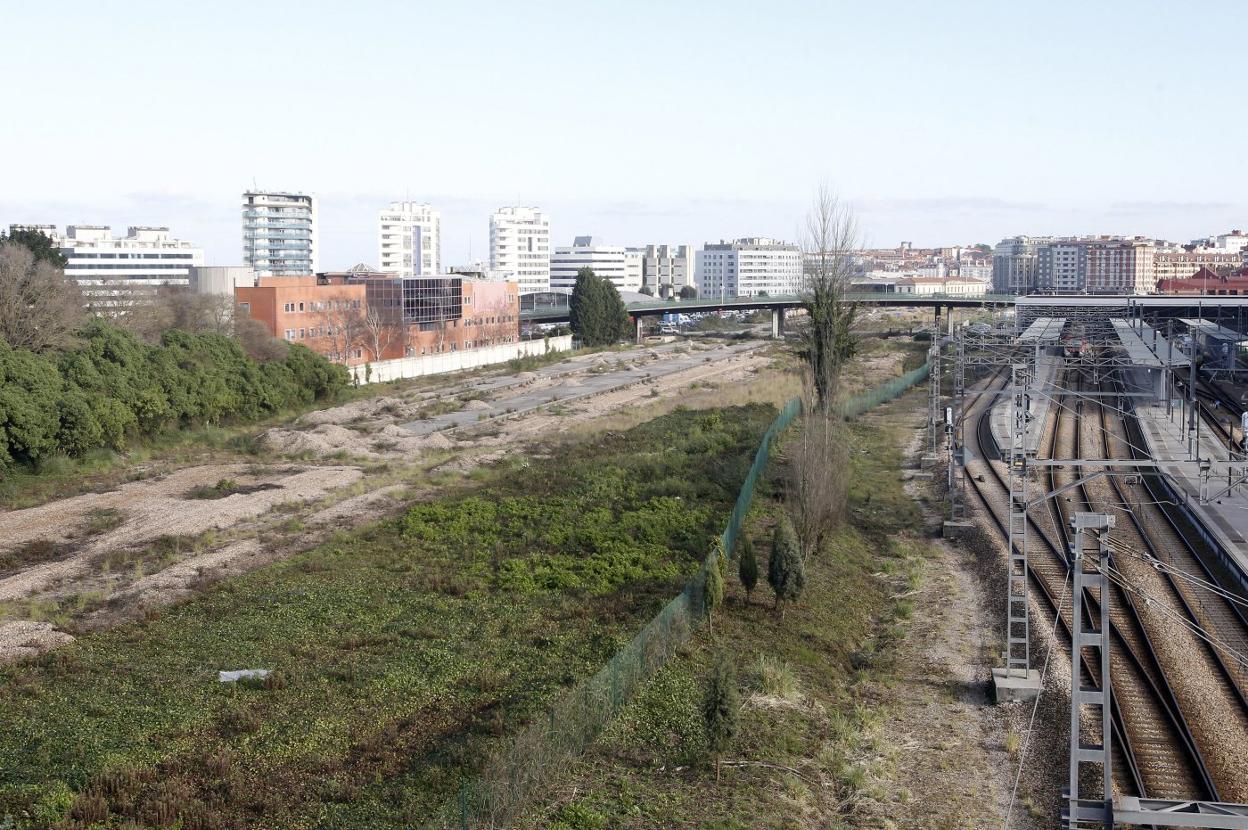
left=835, top=360, right=930, bottom=420
left=443, top=370, right=925, bottom=826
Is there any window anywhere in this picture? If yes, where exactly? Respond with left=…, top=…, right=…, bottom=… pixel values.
left=298, top=302, right=305, bottom=312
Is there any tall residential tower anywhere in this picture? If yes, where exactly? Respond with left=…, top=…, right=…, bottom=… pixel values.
left=378, top=201, right=441, bottom=277
left=242, top=191, right=318, bottom=277
left=490, top=206, right=550, bottom=293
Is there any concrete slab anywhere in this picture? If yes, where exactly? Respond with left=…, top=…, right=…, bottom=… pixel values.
left=943, top=520, right=974, bottom=539
left=989, top=354, right=1060, bottom=457
left=992, top=668, right=1042, bottom=703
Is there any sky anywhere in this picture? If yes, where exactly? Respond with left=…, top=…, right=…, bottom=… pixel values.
left=1, top=0, right=1244, bottom=269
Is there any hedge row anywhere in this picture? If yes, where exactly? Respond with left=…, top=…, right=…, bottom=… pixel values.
left=0, top=321, right=349, bottom=467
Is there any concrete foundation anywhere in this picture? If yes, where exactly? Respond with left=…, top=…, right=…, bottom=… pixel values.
left=992, top=667, right=1042, bottom=703
left=942, top=520, right=974, bottom=539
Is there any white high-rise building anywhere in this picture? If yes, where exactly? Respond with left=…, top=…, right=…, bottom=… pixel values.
left=550, top=237, right=643, bottom=293
left=378, top=201, right=441, bottom=277
left=695, top=238, right=803, bottom=299
left=10, top=224, right=203, bottom=303
left=490, top=206, right=550, bottom=293
left=242, top=191, right=318, bottom=277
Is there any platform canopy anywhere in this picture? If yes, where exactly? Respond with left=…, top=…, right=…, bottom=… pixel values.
left=1110, top=319, right=1190, bottom=368
left=1181, top=318, right=1243, bottom=341
left=1018, top=317, right=1066, bottom=343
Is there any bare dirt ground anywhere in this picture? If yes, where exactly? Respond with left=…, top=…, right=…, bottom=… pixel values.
left=848, top=423, right=1043, bottom=829
left=0, top=338, right=784, bottom=662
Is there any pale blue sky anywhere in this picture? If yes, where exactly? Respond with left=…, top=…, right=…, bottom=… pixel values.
left=1, top=0, right=1242, bottom=267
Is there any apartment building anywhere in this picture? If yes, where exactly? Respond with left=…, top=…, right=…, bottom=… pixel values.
left=1084, top=239, right=1154, bottom=294
left=695, top=238, right=803, bottom=298
left=991, top=236, right=1046, bottom=293
left=378, top=201, right=441, bottom=277
left=550, top=237, right=643, bottom=293
left=490, top=206, right=550, bottom=293
left=1153, top=250, right=1243, bottom=283
left=242, top=191, right=318, bottom=276
left=10, top=224, right=204, bottom=303
left=637, top=244, right=694, bottom=297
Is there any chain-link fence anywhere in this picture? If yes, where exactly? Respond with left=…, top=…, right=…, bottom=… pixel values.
left=442, top=397, right=800, bottom=828
left=835, top=360, right=930, bottom=420
left=442, top=362, right=929, bottom=827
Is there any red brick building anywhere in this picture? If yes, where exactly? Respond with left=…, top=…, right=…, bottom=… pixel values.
left=236, top=271, right=520, bottom=366
left=1156, top=267, right=1248, bottom=296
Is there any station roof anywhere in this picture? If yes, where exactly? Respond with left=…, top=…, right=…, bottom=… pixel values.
left=1180, top=318, right=1243, bottom=341
left=1018, top=317, right=1066, bottom=342
left=1111, top=319, right=1190, bottom=367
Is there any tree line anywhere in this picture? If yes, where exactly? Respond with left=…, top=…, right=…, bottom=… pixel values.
left=0, top=232, right=348, bottom=469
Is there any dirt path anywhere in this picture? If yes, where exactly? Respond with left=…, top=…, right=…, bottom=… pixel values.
left=848, top=423, right=1037, bottom=829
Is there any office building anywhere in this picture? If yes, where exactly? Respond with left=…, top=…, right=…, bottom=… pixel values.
left=695, top=238, right=803, bottom=299
left=242, top=191, right=318, bottom=277
left=490, top=206, right=550, bottom=293
left=237, top=271, right=518, bottom=364
left=10, top=224, right=203, bottom=303
left=550, top=237, right=643, bottom=293
left=638, top=244, right=693, bottom=297
left=378, top=201, right=441, bottom=277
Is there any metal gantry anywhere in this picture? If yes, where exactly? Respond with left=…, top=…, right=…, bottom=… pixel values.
left=1005, top=363, right=1033, bottom=677
left=1065, top=513, right=1115, bottom=830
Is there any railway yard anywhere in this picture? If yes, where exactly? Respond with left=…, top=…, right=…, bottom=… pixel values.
left=943, top=300, right=1248, bottom=827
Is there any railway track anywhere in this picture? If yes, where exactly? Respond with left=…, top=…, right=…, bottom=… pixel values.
left=959, top=369, right=1219, bottom=803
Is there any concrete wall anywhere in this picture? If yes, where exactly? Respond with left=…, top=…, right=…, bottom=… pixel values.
left=350, top=335, right=573, bottom=384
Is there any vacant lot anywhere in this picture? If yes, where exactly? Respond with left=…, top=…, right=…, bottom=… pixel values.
left=0, top=404, right=776, bottom=830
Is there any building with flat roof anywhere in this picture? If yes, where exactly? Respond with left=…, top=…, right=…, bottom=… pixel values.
left=550, top=237, right=642, bottom=293
left=695, top=238, right=803, bottom=299
left=236, top=271, right=519, bottom=365
left=378, top=201, right=441, bottom=277
left=637, top=244, right=693, bottom=297
left=10, top=223, right=204, bottom=305
left=242, top=191, right=318, bottom=277
left=490, top=206, right=550, bottom=293
left=896, top=276, right=988, bottom=297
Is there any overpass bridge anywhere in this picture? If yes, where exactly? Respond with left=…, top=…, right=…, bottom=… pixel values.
left=522, top=292, right=1018, bottom=341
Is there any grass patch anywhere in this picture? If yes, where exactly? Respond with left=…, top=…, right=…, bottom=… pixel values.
left=0, top=404, right=776, bottom=830
left=514, top=386, right=931, bottom=829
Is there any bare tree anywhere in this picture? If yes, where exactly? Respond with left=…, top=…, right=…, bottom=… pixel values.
left=0, top=242, right=85, bottom=352
left=234, top=315, right=288, bottom=361
left=359, top=305, right=406, bottom=362
left=320, top=300, right=365, bottom=363
left=800, top=184, right=859, bottom=412
left=787, top=186, right=859, bottom=559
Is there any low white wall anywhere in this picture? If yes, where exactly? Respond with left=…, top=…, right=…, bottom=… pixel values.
left=349, top=335, right=574, bottom=384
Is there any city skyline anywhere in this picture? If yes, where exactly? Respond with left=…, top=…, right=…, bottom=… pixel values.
left=2, top=0, right=1244, bottom=269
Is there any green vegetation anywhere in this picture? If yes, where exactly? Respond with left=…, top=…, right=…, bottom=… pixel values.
left=0, top=321, right=347, bottom=470
left=702, top=653, right=740, bottom=782
left=737, top=535, right=758, bottom=603
left=767, top=516, right=805, bottom=614
left=515, top=389, right=932, bottom=829
left=569, top=267, right=629, bottom=346
left=0, top=404, right=775, bottom=830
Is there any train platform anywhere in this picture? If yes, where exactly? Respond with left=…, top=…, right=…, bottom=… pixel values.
left=989, top=354, right=1060, bottom=457
left=1134, top=400, right=1248, bottom=569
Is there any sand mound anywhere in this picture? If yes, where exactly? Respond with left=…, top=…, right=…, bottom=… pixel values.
left=422, top=432, right=454, bottom=450
left=312, top=424, right=357, bottom=445
left=259, top=429, right=333, bottom=457
left=463, top=399, right=491, bottom=411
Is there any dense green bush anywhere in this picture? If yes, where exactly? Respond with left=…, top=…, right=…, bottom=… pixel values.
left=0, top=321, right=348, bottom=467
